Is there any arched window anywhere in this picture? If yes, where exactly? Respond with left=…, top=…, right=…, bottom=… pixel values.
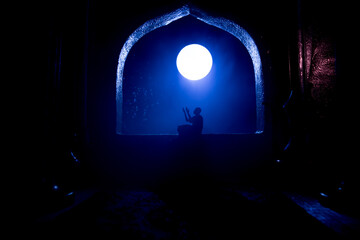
left=116, top=5, right=264, bottom=135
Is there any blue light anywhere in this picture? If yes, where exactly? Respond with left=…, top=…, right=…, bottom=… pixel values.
left=70, top=151, right=79, bottom=163
left=116, top=5, right=264, bottom=135
left=176, top=44, right=212, bottom=80
left=320, top=192, right=328, bottom=198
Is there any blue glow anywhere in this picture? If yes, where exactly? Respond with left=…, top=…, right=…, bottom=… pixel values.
left=176, top=44, right=212, bottom=80
left=70, top=151, right=79, bottom=163
left=116, top=5, right=264, bottom=134
left=320, top=192, right=328, bottom=198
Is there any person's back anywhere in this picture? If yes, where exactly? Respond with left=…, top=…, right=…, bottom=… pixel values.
left=190, top=114, right=203, bottom=135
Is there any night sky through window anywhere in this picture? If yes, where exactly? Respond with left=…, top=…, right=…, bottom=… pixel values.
left=123, top=16, right=256, bottom=135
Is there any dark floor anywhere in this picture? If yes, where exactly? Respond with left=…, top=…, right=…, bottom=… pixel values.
left=28, top=178, right=360, bottom=239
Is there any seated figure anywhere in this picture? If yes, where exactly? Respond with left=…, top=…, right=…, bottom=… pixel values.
left=177, top=107, right=203, bottom=136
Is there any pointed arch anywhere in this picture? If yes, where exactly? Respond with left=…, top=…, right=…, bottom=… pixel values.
left=116, top=5, right=264, bottom=134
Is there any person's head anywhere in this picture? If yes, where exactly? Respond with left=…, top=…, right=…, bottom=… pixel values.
left=193, top=107, right=201, bottom=116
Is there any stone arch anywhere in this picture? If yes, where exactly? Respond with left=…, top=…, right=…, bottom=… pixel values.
left=116, top=5, right=264, bottom=134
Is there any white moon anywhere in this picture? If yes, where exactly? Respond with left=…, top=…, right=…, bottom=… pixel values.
left=176, top=44, right=213, bottom=81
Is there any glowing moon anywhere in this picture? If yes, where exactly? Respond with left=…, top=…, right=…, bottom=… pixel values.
left=176, top=44, right=213, bottom=81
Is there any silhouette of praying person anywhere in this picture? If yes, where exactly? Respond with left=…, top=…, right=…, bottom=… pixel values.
left=178, top=107, right=203, bottom=136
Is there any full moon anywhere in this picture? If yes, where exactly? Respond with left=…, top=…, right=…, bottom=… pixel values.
left=176, top=44, right=213, bottom=81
